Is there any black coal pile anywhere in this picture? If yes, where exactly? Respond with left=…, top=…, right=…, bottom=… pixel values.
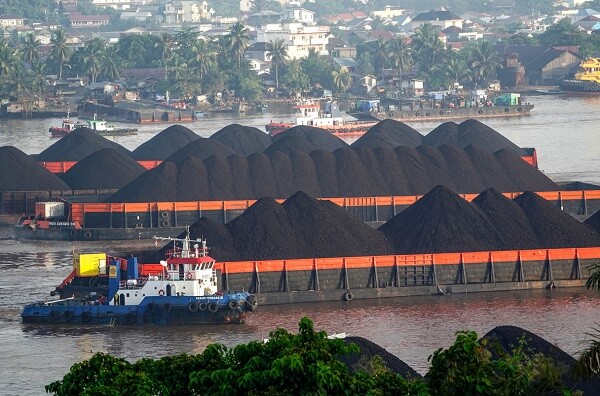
left=481, top=326, right=600, bottom=395
left=264, top=134, right=324, bottom=155
left=423, top=119, right=527, bottom=155
left=0, top=146, right=70, bottom=191
left=340, top=336, right=421, bottom=379
left=560, top=181, right=600, bottom=190
left=131, top=125, right=200, bottom=160
left=108, top=143, right=560, bottom=202
left=379, top=185, right=507, bottom=253
left=36, top=128, right=131, bottom=161
left=164, top=137, right=234, bottom=165
left=514, top=191, right=600, bottom=248
left=158, top=192, right=392, bottom=261
left=472, top=188, right=539, bottom=250
left=351, top=119, right=423, bottom=149
left=584, top=209, right=600, bottom=234
left=60, top=148, right=147, bottom=190
left=272, top=125, right=348, bottom=151
left=209, top=124, right=271, bottom=156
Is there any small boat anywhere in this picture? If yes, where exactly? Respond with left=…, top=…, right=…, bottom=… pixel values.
left=49, top=113, right=138, bottom=138
left=21, top=228, right=257, bottom=325
left=194, top=111, right=207, bottom=119
left=533, top=88, right=564, bottom=95
left=266, top=100, right=377, bottom=138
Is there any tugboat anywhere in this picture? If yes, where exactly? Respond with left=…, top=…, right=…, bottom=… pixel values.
left=560, top=58, right=600, bottom=93
left=49, top=113, right=138, bottom=138
left=21, top=229, right=257, bottom=325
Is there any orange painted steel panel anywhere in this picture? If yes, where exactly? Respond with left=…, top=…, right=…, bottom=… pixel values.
left=583, top=190, right=600, bottom=200
left=576, top=247, right=600, bottom=259
left=284, top=259, right=317, bottom=271
left=137, top=160, right=162, bottom=170
left=392, top=196, right=421, bottom=205
left=124, top=203, right=151, bottom=212
left=257, top=261, right=285, bottom=272
left=200, top=201, right=228, bottom=211
left=224, top=201, right=253, bottom=210
left=535, top=191, right=561, bottom=201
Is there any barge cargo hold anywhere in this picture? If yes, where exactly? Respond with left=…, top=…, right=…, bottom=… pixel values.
left=215, top=247, right=596, bottom=305
left=10, top=189, right=600, bottom=241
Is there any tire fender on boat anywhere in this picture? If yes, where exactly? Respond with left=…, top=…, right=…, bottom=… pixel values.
left=208, top=303, right=218, bottom=313
left=49, top=311, right=60, bottom=321
left=84, top=231, right=92, bottom=239
left=478, top=110, right=484, bottom=114
left=163, top=303, right=172, bottom=313
left=228, top=300, right=238, bottom=309
left=246, top=295, right=258, bottom=312
left=124, top=313, right=136, bottom=325
left=147, top=303, right=158, bottom=313
left=81, top=311, right=92, bottom=323
left=344, top=291, right=354, bottom=301
left=188, top=302, right=199, bottom=312
left=199, top=302, right=208, bottom=311
left=504, top=108, right=510, bottom=113
left=64, top=311, right=74, bottom=321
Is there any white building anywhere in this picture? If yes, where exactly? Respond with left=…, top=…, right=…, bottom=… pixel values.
left=92, top=0, right=136, bottom=10
left=164, top=1, right=210, bottom=24
left=411, top=9, right=463, bottom=31
left=0, top=14, right=25, bottom=27
left=285, top=8, right=315, bottom=25
left=371, top=5, right=404, bottom=19
left=255, top=23, right=329, bottom=59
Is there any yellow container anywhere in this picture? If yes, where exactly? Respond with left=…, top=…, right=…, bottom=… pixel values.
left=75, top=253, right=107, bottom=277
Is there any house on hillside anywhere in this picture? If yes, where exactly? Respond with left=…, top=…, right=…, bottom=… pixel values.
left=411, top=9, right=463, bottom=31
left=69, top=12, right=110, bottom=28
left=0, top=14, right=26, bottom=27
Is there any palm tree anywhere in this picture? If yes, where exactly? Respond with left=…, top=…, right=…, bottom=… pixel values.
left=155, top=33, right=176, bottom=81
left=386, top=36, right=413, bottom=92
left=189, top=38, right=215, bottom=93
left=412, top=23, right=445, bottom=72
left=443, top=55, right=472, bottom=88
left=82, top=38, right=105, bottom=83
left=225, top=22, right=250, bottom=69
left=49, top=29, right=72, bottom=80
left=100, top=45, right=121, bottom=81
left=0, top=40, right=19, bottom=78
left=368, top=39, right=388, bottom=82
left=469, top=40, right=502, bottom=88
left=267, top=38, right=288, bottom=94
left=29, top=62, right=48, bottom=96
left=21, top=33, right=41, bottom=66
left=332, top=67, right=351, bottom=93
left=5, top=64, right=30, bottom=99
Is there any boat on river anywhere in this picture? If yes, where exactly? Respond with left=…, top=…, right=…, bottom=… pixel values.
left=560, top=58, right=600, bottom=93
left=266, top=100, right=378, bottom=138
left=49, top=113, right=138, bottom=138
left=21, top=230, right=257, bottom=325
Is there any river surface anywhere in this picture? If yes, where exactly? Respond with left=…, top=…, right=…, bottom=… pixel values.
left=1, top=94, right=600, bottom=395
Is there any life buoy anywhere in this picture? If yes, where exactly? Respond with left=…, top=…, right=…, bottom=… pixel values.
left=163, top=303, right=172, bottom=313
left=84, top=231, right=92, bottom=239
left=517, top=107, right=523, bottom=112
left=158, top=289, right=165, bottom=296
left=81, top=311, right=92, bottom=323
left=64, top=311, right=74, bottom=321
left=478, top=110, right=484, bottom=114
left=49, top=311, right=60, bottom=321
left=344, top=291, right=353, bottom=301
left=228, top=300, right=238, bottom=309
left=186, top=272, right=193, bottom=280
left=188, top=302, right=199, bottom=312
left=208, top=303, right=218, bottom=313
left=124, top=313, right=136, bottom=325
left=504, top=108, right=510, bottom=113
left=199, top=302, right=207, bottom=311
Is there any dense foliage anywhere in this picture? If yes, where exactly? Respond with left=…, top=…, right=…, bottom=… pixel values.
left=46, top=317, right=571, bottom=396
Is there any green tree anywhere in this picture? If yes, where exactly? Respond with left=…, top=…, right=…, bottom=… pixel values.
left=49, top=28, right=72, bottom=80
left=267, top=38, right=288, bottom=94
left=332, top=67, right=352, bottom=93
left=99, top=45, right=121, bottom=81
left=28, top=62, right=48, bottom=96
left=281, top=60, right=310, bottom=93
left=386, top=36, right=413, bottom=91
left=468, top=40, right=502, bottom=88
left=155, top=32, right=176, bottom=81
left=21, top=33, right=41, bottom=66
left=412, top=23, right=446, bottom=73
left=82, top=37, right=105, bottom=83
left=0, top=39, right=19, bottom=78
left=225, top=22, right=250, bottom=69
left=573, top=262, right=600, bottom=377
left=189, top=38, right=215, bottom=93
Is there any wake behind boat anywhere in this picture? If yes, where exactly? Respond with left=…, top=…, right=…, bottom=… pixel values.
left=21, top=229, right=257, bottom=325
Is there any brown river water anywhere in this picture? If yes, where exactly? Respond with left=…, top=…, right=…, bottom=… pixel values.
left=0, top=95, right=600, bottom=395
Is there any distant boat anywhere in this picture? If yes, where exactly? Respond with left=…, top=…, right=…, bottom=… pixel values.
left=49, top=113, right=138, bottom=138
left=533, top=88, right=564, bottom=95
left=193, top=111, right=207, bottom=119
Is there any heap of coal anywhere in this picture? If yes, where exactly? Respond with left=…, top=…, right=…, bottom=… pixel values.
left=157, top=192, right=393, bottom=261
left=423, top=119, right=527, bottom=155
left=379, top=185, right=508, bottom=253
left=271, top=125, right=348, bottom=151
left=584, top=209, right=600, bottom=234
left=514, top=191, right=600, bottom=247
left=481, top=326, right=600, bottom=394
left=340, top=336, right=421, bottom=379
left=108, top=144, right=559, bottom=202
left=60, top=148, right=147, bottom=190
left=209, top=124, right=271, bottom=156
left=36, top=128, right=131, bottom=161
left=559, top=181, right=600, bottom=190
left=351, top=119, right=423, bottom=149
left=472, top=188, right=539, bottom=250
left=163, top=137, right=234, bottom=164
left=131, top=125, right=200, bottom=160
left=0, top=146, right=70, bottom=191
